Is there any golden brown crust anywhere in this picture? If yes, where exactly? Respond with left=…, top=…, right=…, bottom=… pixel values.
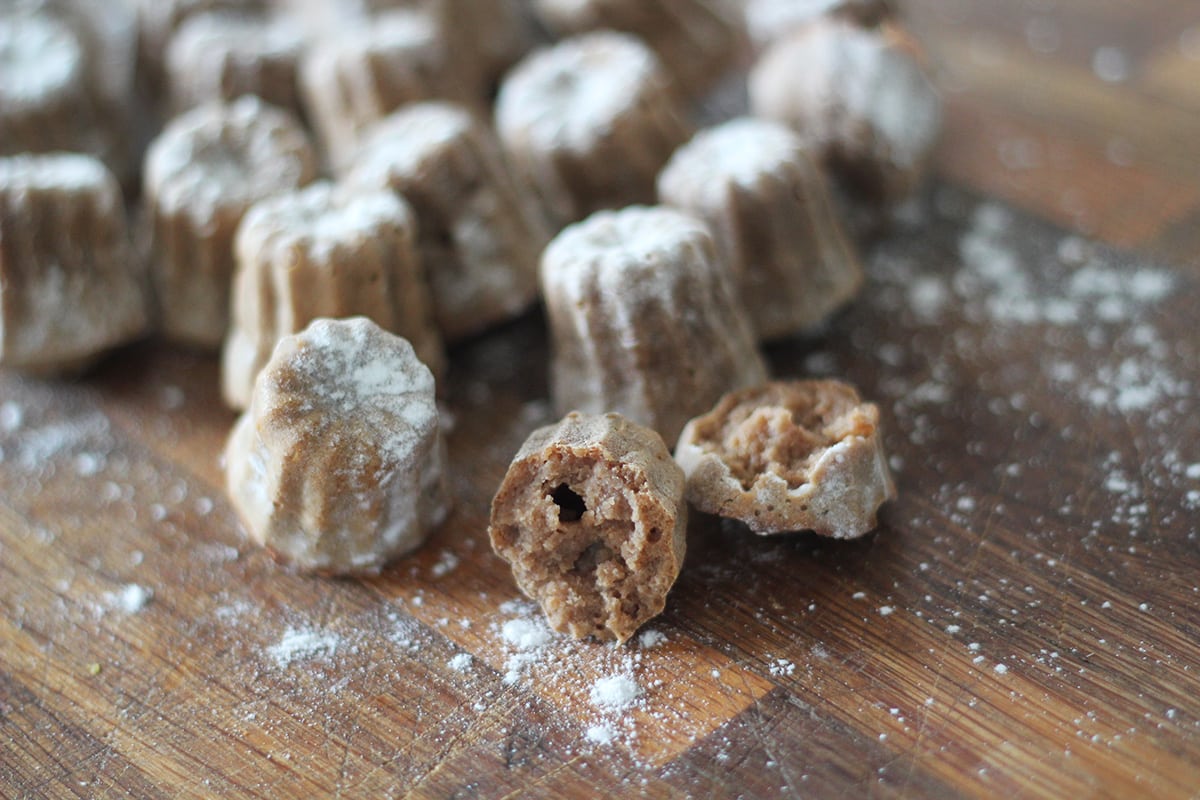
left=489, top=412, right=687, bottom=643
left=675, top=380, right=896, bottom=538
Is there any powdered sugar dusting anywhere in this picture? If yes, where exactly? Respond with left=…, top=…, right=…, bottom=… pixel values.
left=496, top=31, right=659, bottom=152
left=269, top=626, right=342, bottom=667
left=590, top=674, right=643, bottom=711
left=107, top=584, right=152, bottom=614
left=285, top=317, right=438, bottom=461
left=0, top=15, right=82, bottom=104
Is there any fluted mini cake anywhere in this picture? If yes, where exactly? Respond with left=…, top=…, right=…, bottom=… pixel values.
left=224, top=317, right=451, bottom=574
left=496, top=32, right=692, bottom=227
left=221, top=181, right=444, bottom=409
left=165, top=11, right=307, bottom=117
left=0, top=154, right=149, bottom=372
left=532, top=0, right=747, bottom=96
left=749, top=18, right=941, bottom=208
left=658, top=117, right=862, bottom=341
left=143, top=96, right=317, bottom=349
left=343, top=102, right=550, bottom=342
left=299, top=8, right=474, bottom=171
left=540, top=205, right=767, bottom=444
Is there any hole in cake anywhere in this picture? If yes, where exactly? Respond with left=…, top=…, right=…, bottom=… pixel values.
left=647, top=526, right=662, bottom=543
left=552, top=483, right=586, bottom=522
left=572, top=540, right=612, bottom=574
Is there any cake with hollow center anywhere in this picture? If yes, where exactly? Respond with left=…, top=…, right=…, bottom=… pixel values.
left=489, top=411, right=687, bottom=643
left=674, top=379, right=896, bottom=538
left=224, top=316, right=450, bottom=574
left=540, top=205, right=767, bottom=444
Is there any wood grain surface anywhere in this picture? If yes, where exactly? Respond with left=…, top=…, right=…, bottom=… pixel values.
left=4, top=1, right=1200, bottom=797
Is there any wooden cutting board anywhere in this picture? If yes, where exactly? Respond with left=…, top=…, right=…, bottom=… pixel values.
left=4, top=1, right=1200, bottom=797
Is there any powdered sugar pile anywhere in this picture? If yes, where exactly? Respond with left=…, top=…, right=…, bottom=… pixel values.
left=268, top=626, right=342, bottom=668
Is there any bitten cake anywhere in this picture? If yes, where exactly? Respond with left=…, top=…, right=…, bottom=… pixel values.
left=749, top=18, right=941, bottom=207
left=0, top=154, right=149, bottom=372
left=657, top=117, right=862, bottom=341
left=674, top=380, right=896, bottom=538
left=489, top=411, right=687, bottom=643
left=164, top=11, right=307, bottom=117
left=221, top=182, right=444, bottom=409
left=299, top=8, right=474, bottom=170
left=342, top=102, right=550, bottom=342
left=143, top=96, right=317, bottom=349
left=532, top=0, right=746, bottom=96
left=495, top=32, right=692, bottom=227
left=224, top=317, right=451, bottom=574
left=540, top=205, right=767, bottom=443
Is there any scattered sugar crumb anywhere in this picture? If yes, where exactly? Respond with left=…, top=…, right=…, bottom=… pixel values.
left=852, top=591, right=867, bottom=601
left=879, top=605, right=894, bottom=616
left=108, top=584, right=152, bottom=614
left=501, top=617, right=553, bottom=651
left=430, top=550, right=460, bottom=579
left=994, top=663, right=1009, bottom=675
left=0, top=401, right=25, bottom=432
left=590, top=674, right=643, bottom=710
left=447, top=653, right=472, bottom=672
left=769, top=658, right=796, bottom=677
left=269, top=626, right=340, bottom=667
left=946, top=624, right=961, bottom=634
left=585, top=723, right=617, bottom=745
left=637, top=629, right=666, bottom=649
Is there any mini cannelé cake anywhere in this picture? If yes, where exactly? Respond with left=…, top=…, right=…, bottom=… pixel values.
left=540, top=205, right=767, bottom=444
left=0, top=154, right=149, bottom=372
left=221, top=181, right=444, bottom=409
left=164, top=11, right=307, bottom=117
left=343, top=102, right=550, bottom=342
left=0, top=14, right=105, bottom=158
left=749, top=18, right=941, bottom=208
left=657, top=117, right=862, bottom=341
left=489, top=411, right=687, bottom=643
left=495, top=32, right=692, bottom=228
left=224, top=317, right=451, bottom=574
left=532, top=0, right=747, bottom=96
left=143, top=96, right=317, bottom=349
left=744, top=0, right=894, bottom=51
left=675, top=380, right=896, bottom=539
left=299, top=8, right=474, bottom=170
